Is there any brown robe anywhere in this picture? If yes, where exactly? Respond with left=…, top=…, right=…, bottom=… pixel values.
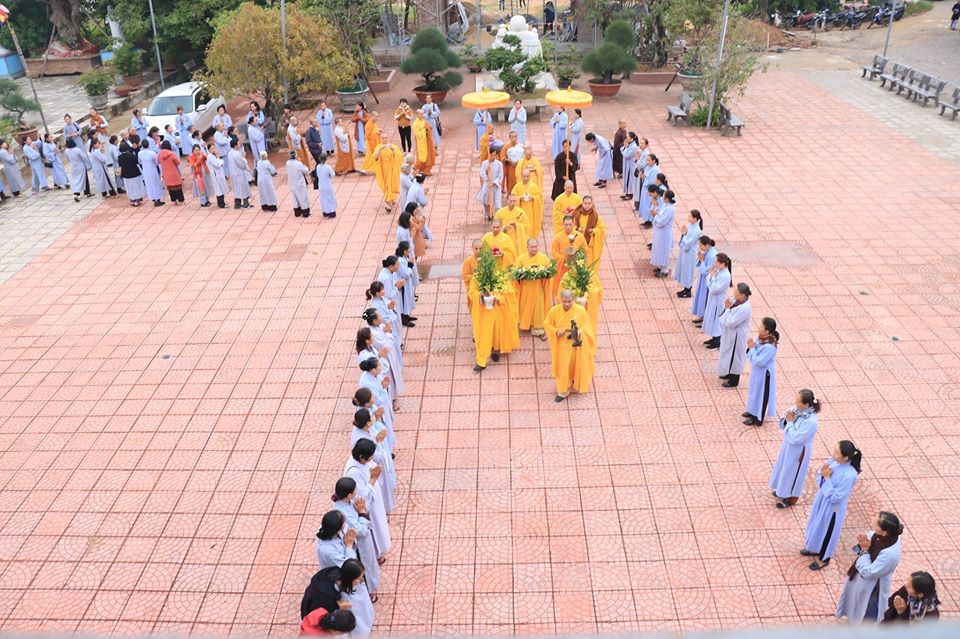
left=612, top=127, right=627, bottom=176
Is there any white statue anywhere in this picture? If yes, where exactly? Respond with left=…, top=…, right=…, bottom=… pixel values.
left=491, top=15, right=543, bottom=60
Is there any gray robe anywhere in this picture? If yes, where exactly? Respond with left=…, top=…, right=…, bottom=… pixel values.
left=286, top=159, right=311, bottom=209
left=228, top=149, right=252, bottom=199
left=0, top=149, right=24, bottom=193
left=138, top=148, right=164, bottom=201
left=90, top=149, right=116, bottom=194
left=65, top=146, right=90, bottom=195
left=256, top=159, right=278, bottom=206
left=316, top=164, right=336, bottom=213
left=206, top=154, right=228, bottom=197
left=716, top=299, right=751, bottom=376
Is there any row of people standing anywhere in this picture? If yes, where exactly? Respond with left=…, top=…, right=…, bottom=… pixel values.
left=300, top=191, right=425, bottom=637
left=608, top=125, right=942, bottom=620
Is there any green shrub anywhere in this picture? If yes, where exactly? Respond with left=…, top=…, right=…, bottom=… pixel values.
left=76, top=68, right=114, bottom=96
left=581, top=19, right=637, bottom=84
left=400, top=28, right=463, bottom=92
left=903, top=1, right=933, bottom=18
left=689, top=104, right=710, bottom=127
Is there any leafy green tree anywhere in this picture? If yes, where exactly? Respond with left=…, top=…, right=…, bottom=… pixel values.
left=199, top=3, right=357, bottom=117
left=581, top=19, right=637, bottom=84
left=481, top=35, right=548, bottom=96
left=305, top=0, right=381, bottom=80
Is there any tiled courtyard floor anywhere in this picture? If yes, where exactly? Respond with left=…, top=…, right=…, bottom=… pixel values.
left=0, top=59, right=959, bottom=636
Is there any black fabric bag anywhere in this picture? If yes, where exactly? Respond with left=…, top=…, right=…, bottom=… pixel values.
left=436, top=117, right=443, bottom=136
left=300, top=567, right=342, bottom=619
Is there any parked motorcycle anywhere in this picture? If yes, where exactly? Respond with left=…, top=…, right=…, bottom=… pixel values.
left=868, top=4, right=904, bottom=28
left=792, top=9, right=820, bottom=29
left=808, top=9, right=836, bottom=30
left=836, top=6, right=870, bottom=30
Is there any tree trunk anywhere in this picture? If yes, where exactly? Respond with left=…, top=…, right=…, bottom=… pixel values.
left=47, top=0, right=85, bottom=48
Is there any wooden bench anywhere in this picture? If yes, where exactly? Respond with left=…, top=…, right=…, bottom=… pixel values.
left=879, top=63, right=910, bottom=90
left=718, top=103, right=745, bottom=137
left=909, top=75, right=947, bottom=107
left=940, top=88, right=960, bottom=120
left=666, top=94, right=694, bottom=126
left=860, top=54, right=888, bottom=81
left=894, top=69, right=924, bottom=97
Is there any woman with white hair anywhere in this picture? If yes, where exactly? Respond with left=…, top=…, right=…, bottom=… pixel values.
left=255, top=151, right=278, bottom=212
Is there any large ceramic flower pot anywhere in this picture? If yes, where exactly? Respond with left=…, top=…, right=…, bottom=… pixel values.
left=13, top=127, right=38, bottom=146
left=123, top=74, right=142, bottom=90
left=336, top=83, right=370, bottom=113
left=88, top=94, right=109, bottom=110
left=587, top=79, right=622, bottom=97
left=413, top=87, right=448, bottom=106
left=677, top=71, right=704, bottom=96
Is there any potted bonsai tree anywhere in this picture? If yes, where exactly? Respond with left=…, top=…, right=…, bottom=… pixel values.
left=400, top=27, right=463, bottom=104
left=481, top=35, right=548, bottom=96
left=113, top=42, right=142, bottom=90
left=461, top=44, right=483, bottom=73
left=0, top=79, right=41, bottom=145
left=581, top=19, right=637, bottom=97
left=77, top=68, right=113, bottom=110
left=554, top=51, right=582, bottom=89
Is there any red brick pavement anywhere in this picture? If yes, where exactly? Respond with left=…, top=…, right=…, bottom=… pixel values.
left=0, top=69, right=957, bottom=635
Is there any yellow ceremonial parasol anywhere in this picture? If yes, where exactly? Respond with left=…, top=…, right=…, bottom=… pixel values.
left=545, top=87, right=593, bottom=180
left=462, top=87, right=510, bottom=221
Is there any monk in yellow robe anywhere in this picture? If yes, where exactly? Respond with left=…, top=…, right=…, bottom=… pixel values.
left=493, top=193, right=530, bottom=256
left=514, top=237, right=553, bottom=338
left=412, top=110, right=436, bottom=176
left=462, top=239, right=482, bottom=310
left=360, top=113, right=382, bottom=174
left=515, top=146, right=543, bottom=191
left=552, top=180, right=582, bottom=236
left=469, top=277, right=520, bottom=371
left=479, top=128, right=497, bottom=162
left=583, top=271, right=603, bottom=331
left=550, top=215, right=587, bottom=301
left=571, top=195, right=606, bottom=270
left=544, top=290, right=597, bottom=401
left=480, top=219, right=517, bottom=270
left=373, top=134, right=402, bottom=212
left=512, top=169, right=543, bottom=239
left=500, top=131, right=520, bottom=195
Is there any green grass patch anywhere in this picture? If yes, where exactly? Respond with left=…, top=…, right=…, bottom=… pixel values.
left=903, top=1, right=933, bottom=18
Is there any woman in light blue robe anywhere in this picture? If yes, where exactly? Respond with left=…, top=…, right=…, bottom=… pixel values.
left=769, top=389, right=819, bottom=506
left=65, top=138, right=91, bottom=201
left=42, top=135, right=69, bottom=189
left=476, top=158, right=503, bottom=220
left=205, top=144, right=228, bottom=207
left=549, top=107, right=567, bottom=157
left=213, top=123, right=231, bottom=165
left=332, top=476, right=380, bottom=594
left=586, top=133, right=613, bottom=185
left=22, top=139, right=48, bottom=193
left=569, top=110, right=584, bottom=160
left=802, top=440, right=862, bottom=570
left=62, top=114, right=90, bottom=164
left=335, top=559, right=375, bottom=635
left=354, top=103, right=369, bottom=154
left=836, top=512, right=903, bottom=624
left=473, top=110, right=491, bottom=150
left=396, top=210, right=420, bottom=288
left=650, top=189, right=675, bottom=275
left=351, top=408, right=396, bottom=514
left=247, top=119, right=266, bottom=164
left=255, top=153, right=277, bottom=211
left=316, top=102, right=336, bottom=152
left=398, top=165, right=412, bottom=209
left=107, top=137, right=123, bottom=192
left=716, top=283, right=752, bottom=385
left=637, top=155, right=659, bottom=223
left=394, top=242, right=417, bottom=316
left=375, top=261, right=405, bottom=343
left=361, top=311, right=404, bottom=399
left=743, top=318, right=779, bottom=426
left=227, top=141, right=252, bottom=207
left=130, top=110, right=149, bottom=142
left=422, top=98, right=441, bottom=148
left=620, top=133, right=638, bottom=198
left=701, top=252, right=731, bottom=347
left=508, top=100, right=527, bottom=143
left=674, top=210, right=703, bottom=296
left=212, top=105, right=232, bottom=132
left=314, top=511, right=355, bottom=570
left=314, top=156, right=337, bottom=217
left=405, top=174, right=428, bottom=212
left=691, top=236, right=717, bottom=319
left=90, top=140, right=117, bottom=197
left=358, top=359, right=395, bottom=451
left=174, top=108, right=193, bottom=156
left=0, top=143, right=24, bottom=196
left=137, top=140, right=165, bottom=205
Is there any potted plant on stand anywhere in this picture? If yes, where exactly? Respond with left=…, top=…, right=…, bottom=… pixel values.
left=554, top=51, right=582, bottom=89
left=0, top=79, right=41, bottom=145
left=77, top=68, right=113, bottom=110
left=581, top=19, right=637, bottom=98
left=461, top=44, right=483, bottom=73
left=400, top=27, right=463, bottom=105
left=113, top=42, right=142, bottom=90
left=472, top=245, right=511, bottom=311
